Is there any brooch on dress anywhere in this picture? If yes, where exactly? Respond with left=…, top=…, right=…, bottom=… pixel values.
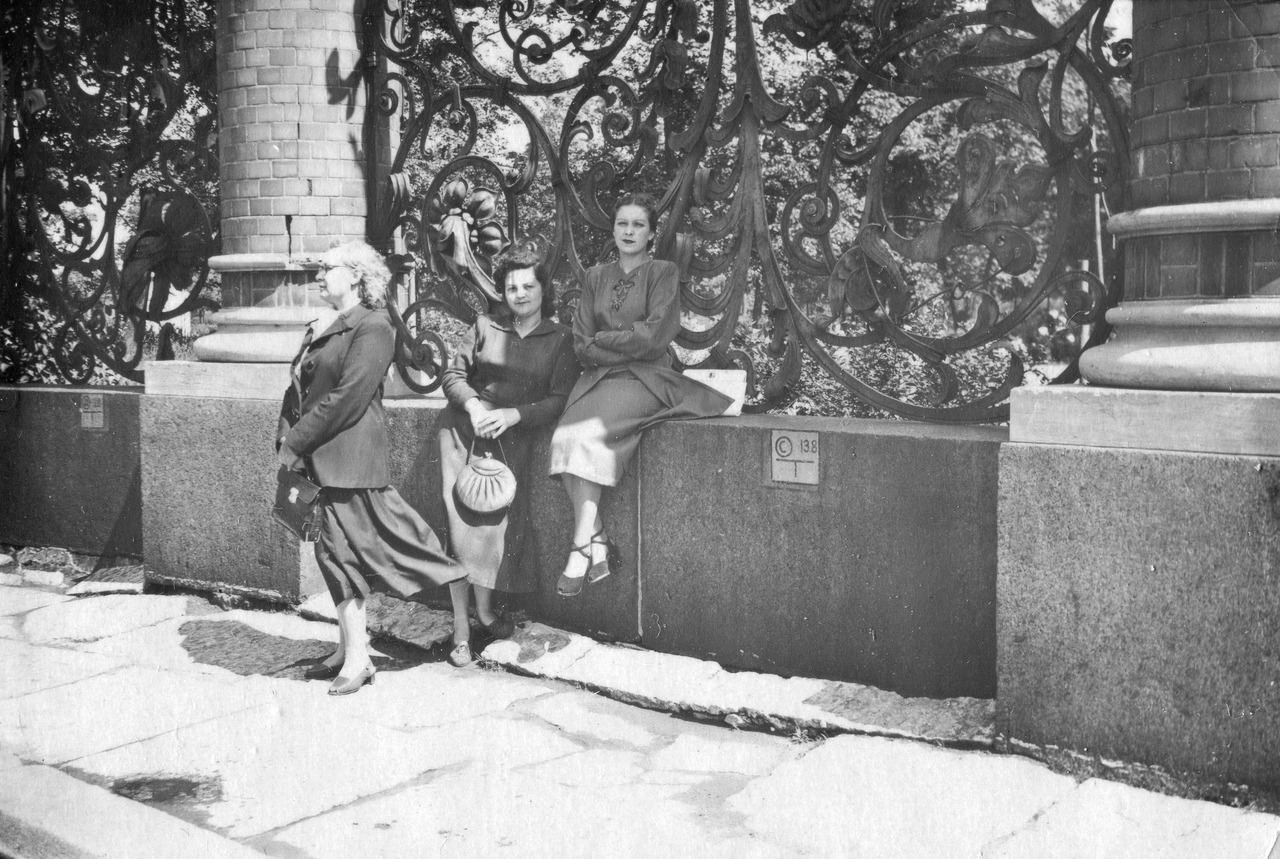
left=610, top=273, right=636, bottom=311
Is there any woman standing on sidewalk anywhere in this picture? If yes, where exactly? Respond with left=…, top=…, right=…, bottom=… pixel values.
left=438, top=247, right=579, bottom=667
left=277, top=239, right=462, bottom=695
left=548, top=193, right=732, bottom=597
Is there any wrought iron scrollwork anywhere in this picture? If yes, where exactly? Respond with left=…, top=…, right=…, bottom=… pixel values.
left=1, top=0, right=219, bottom=384
left=365, top=0, right=1130, bottom=422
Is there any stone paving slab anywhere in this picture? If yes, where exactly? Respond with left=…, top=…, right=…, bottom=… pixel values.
left=0, top=584, right=71, bottom=616
left=523, top=690, right=666, bottom=749
left=648, top=732, right=792, bottom=777
left=79, top=617, right=247, bottom=676
left=68, top=699, right=582, bottom=840
left=22, top=593, right=190, bottom=643
left=984, top=777, right=1280, bottom=859
left=288, top=663, right=558, bottom=731
left=485, top=622, right=994, bottom=745
left=264, top=763, right=792, bottom=859
left=0, top=638, right=124, bottom=699
left=0, top=763, right=263, bottom=859
left=0, top=664, right=252, bottom=765
left=728, top=733, right=1081, bottom=858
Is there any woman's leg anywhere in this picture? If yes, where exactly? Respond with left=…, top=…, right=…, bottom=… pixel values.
left=448, top=579, right=472, bottom=645
left=561, top=473, right=608, bottom=579
left=319, top=620, right=346, bottom=670
left=474, top=585, right=495, bottom=625
left=334, top=596, right=373, bottom=678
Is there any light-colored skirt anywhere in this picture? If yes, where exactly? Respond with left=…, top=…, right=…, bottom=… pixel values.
left=549, top=365, right=731, bottom=487
left=315, top=486, right=462, bottom=606
left=438, top=409, right=541, bottom=592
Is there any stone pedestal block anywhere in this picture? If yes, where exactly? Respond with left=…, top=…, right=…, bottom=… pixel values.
left=639, top=416, right=1006, bottom=699
left=141, top=363, right=323, bottom=602
left=998, top=442, right=1280, bottom=793
left=1010, top=385, right=1280, bottom=456
left=0, top=386, right=142, bottom=558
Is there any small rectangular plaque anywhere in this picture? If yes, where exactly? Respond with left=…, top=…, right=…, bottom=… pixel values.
left=770, top=429, right=819, bottom=485
left=79, top=393, right=105, bottom=430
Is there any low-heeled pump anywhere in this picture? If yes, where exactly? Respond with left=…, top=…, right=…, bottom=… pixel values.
left=328, top=664, right=375, bottom=696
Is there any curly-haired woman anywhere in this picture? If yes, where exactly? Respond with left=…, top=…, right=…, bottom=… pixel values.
left=278, top=239, right=462, bottom=695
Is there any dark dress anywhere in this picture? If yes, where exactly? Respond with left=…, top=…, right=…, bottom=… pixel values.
left=548, top=259, right=732, bottom=486
left=439, top=314, right=579, bottom=591
left=279, top=304, right=462, bottom=606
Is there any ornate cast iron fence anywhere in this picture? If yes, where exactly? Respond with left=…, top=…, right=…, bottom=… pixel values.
left=365, top=0, right=1130, bottom=421
left=0, top=0, right=219, bottom=385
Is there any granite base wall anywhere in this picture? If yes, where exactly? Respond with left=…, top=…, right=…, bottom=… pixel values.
left=139, top=391, right=1002, bottom=697
left=0, top=386, right=142, bottom=558
left=999, top=442, right=1280, bottom=792
left=140, top=394, right=319, bottom=601
left=640, top=417, right=1004, bottom=699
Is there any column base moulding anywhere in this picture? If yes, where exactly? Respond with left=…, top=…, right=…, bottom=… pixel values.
left=1078, top=298, right=1280, bottom=392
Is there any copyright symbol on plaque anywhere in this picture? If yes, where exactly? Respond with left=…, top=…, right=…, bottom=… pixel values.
left=774, top=436, right=793, bottom=458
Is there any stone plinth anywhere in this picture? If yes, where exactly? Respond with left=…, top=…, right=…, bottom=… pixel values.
left=141, top=362, right=323, bottom=602
left=1010, top=385, right=1280, bottom=456
left=639, top=416, right=1005, bottom=699
left=0, top=386, right=142, bottom=558
left=999, top=441, right=1280, bottom=794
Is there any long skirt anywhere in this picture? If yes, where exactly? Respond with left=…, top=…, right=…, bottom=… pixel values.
left=438, top=408, right=540, bottom=592
left=315, top=485, right=462, bottom=606
left=549, top=365, right=731, bottom=487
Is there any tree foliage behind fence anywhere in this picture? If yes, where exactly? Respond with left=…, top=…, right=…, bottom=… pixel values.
left=0, top=0, right=220, bottom=385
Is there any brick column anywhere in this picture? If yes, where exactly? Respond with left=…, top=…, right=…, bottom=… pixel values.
left=193, top=0, right=369, bottom=362
left=1079, top=0, right=1280, bottom=390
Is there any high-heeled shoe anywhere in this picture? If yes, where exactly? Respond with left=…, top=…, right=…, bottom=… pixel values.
left=586, top=529, right=620, bottom=584
left=328, top=663, right=376, bottom=696
left=556, top=540, right=593, bottom=597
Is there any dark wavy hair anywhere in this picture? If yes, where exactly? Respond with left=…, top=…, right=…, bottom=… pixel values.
left=614, top=192, right=660, bottom=251
left=492, top=246, right=555, bottom=319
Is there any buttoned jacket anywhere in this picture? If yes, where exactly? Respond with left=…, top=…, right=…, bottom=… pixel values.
left=278, top=304, right=393, bottom=488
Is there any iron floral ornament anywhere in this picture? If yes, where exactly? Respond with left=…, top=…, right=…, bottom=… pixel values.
left=363, top=0, right=1129, bottom=422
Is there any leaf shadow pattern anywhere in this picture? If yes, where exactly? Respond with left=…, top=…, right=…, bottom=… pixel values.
left=178, top=619, right=434, bottom=680
left=326, top=48, right=363, bottom=117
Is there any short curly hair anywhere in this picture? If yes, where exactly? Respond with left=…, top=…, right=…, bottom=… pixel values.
left=322, top=240, right=391, bottom=309
left=492, top=246, right=555, bottom=319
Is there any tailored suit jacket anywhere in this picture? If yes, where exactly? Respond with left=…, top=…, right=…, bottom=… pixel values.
left=278, top=303, right=394, bottom=489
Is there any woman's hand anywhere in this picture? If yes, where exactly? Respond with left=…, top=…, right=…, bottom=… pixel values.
left=277, top=439, right=304, bottom=471
left=466, top=399, right=520, bottom=438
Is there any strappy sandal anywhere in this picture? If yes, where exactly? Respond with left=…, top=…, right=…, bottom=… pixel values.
left=556, top=540, right=593, bottom=597
left=586, top=529, right=621, bottom=584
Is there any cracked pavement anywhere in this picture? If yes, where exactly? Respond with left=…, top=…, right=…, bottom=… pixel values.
left=2, top=580, right=1280, bottom=858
